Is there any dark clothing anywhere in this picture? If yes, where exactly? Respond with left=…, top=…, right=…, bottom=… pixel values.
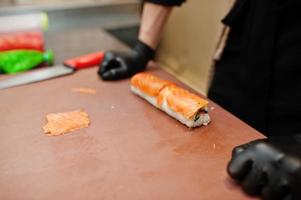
left=146, top=0, right=301, bottom=136
left=145, top=0, right=185, bottom=6
left=208, top=0, right=301, bottom=136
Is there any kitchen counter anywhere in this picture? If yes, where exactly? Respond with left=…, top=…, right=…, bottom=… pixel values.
left=0, top=28, right=262, bottom=200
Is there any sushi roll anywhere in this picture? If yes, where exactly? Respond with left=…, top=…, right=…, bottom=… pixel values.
left=130, top=72, right=211, bottom=128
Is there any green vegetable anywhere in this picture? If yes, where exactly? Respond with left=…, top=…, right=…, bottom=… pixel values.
left=0, top=50, right=54, bottom=74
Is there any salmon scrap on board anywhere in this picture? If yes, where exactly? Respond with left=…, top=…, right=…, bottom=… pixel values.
left=43, top=110, right=90, bottom=136
left=71, top=88, right=96, bottom=94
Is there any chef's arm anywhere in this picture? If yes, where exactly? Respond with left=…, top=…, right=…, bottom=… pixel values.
left=138, top=2, right=173, bottom=49
left=140, top=0, right=186, bottom=48
left=98, top=0, right=185, bottom=80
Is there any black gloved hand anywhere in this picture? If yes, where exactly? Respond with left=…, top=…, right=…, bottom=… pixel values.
left=98, top=40, right=155, bottom=80
left=227, top=136, right=301, bottom=200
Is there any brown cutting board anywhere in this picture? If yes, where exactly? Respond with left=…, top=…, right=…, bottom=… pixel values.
left=0, top=28, right=262, bottom=200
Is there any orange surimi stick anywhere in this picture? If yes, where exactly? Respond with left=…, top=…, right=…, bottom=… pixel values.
left=130, top=73, right=211, bottom=128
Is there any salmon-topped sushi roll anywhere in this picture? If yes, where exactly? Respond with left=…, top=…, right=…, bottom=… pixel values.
left=130, top=72, right=211, bottom=128
left=158, top=85, right=210, bottom=128
left=130, top=72, right=174, bottom=107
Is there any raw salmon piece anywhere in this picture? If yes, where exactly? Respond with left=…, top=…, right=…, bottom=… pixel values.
left=131, top=72, right=174, bottom=97
left=43, top=110, right=90, bottom=136
left=158, top=85, right=209, bottom=120
left=72, top=88, right=96, bottom=94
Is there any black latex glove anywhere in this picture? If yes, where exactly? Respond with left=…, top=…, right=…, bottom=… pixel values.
left=227, top=136, right=301, bottom=200
left=98, top=40, right=155, bottom=80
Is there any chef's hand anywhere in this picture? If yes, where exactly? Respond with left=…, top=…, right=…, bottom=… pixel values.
left=98, top=41, right=155, bottom=80
left=227, top=136, right=301, bottom=200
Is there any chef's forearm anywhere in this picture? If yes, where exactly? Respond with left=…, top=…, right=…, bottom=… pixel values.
left=138, top=2, right=173, bottom=49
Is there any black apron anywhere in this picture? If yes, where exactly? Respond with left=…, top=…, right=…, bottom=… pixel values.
left=208, top=0, right=301, bottom=136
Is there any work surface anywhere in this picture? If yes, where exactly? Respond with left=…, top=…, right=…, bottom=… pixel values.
left=0, top=28, right=263, bottom=200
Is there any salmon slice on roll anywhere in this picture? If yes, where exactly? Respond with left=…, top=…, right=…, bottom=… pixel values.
left=130, top=72, right=211, bottom=128
left=157, top=85, right=210, bottom=128
left=130, top=72, right=174, bottom=107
